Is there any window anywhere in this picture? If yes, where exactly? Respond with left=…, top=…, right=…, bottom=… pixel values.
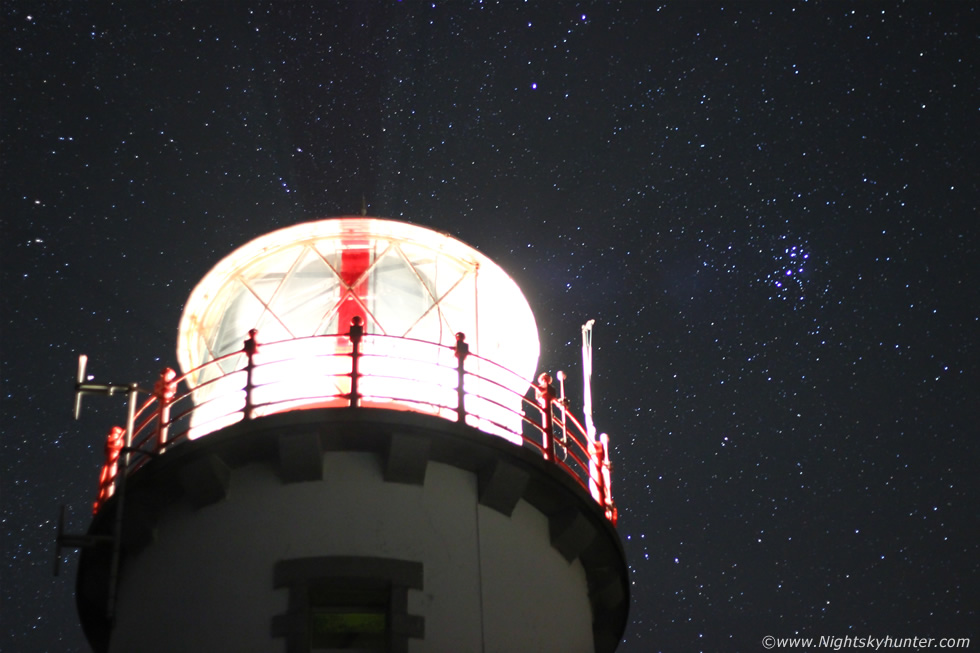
left=273, top=556, right=423, bottom=653
left=309, top=582, right=388, bottom=652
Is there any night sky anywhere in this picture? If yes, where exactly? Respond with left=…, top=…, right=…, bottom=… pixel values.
left=3, top=2, right=977, bottom=652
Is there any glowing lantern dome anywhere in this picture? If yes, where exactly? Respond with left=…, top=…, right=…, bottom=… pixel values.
left=176, top=217, right=539, bottom=441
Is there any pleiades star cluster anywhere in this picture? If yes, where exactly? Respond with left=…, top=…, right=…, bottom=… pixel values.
left=2, top=2, right=976, bottom=651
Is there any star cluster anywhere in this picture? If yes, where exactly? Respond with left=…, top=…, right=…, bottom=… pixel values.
left=2, top=2, right=977, bottom=652
left=765, top=240, right=810, bottom=302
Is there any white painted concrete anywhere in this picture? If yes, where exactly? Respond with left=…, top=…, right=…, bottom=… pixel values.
left=109, top=452, right=594, bottom=652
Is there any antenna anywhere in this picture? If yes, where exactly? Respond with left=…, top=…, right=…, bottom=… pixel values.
left=581, top=320, right=597, bottom=440
left=73, top=355, right=88, bottom=419
left=73, top=354, right=132, bottom=420
left=63, top=355, right=146, bottom=619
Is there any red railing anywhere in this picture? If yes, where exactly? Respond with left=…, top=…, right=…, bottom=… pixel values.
left=92, top=323, right=617, bottom=524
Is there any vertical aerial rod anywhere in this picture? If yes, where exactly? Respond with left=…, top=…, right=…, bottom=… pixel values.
left=581, top=319, right=597, bottom=440
left=73, top=354, right=89, bottom=419
left=105, top=384, right=138, bottom=621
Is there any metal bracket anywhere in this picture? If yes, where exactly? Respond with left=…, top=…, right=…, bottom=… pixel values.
left=73, top=354, right=133, bottom=420
left=53, top=504, right=113, bottom=576
left=67, top=353, right=147, bottom=620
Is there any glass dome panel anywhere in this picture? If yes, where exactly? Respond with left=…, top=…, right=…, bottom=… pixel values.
left=177, top=217, right=539, bottom=442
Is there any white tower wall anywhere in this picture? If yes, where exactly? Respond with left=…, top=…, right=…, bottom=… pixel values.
left=107, top=452, right=594, bottom=653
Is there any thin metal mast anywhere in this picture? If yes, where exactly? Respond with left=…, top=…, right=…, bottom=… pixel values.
left=581, top=319, right=597, bottom=440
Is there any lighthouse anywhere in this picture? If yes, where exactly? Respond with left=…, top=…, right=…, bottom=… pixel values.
left=67, top=217, right=629, bottom=652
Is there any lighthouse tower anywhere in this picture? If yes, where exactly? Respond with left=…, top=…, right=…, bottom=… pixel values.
left=70, top=218, right=628, bottom=652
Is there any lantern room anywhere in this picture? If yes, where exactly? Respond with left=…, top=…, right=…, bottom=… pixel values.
left=176, top=217, right=539, bottom=441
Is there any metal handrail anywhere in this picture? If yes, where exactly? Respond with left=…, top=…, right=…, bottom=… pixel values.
left=91, top=324, right=617, bottom=524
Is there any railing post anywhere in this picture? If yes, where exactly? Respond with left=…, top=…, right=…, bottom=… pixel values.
left=454, top=332, right=469, bottom=422
left=243, top=329, right=258, bottom=420
left=348, top=316, right=363, bottom=407
left=154, top=367, right=177, bottom=453
left=94, top=426, right=125, bottom=514
left=593, top=437, right=607, bottom=505
left=534, top=373, right=557, bottom=462
left=595, top=433, right=617, bottom=526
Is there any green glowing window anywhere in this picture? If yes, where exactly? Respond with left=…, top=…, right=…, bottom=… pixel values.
left=309, top=585, right=388, bottom=652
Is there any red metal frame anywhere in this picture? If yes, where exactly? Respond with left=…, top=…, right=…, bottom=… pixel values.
left=93, top=323, right=617, bottom=525
left=337, top=242, right=370, bottom=336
